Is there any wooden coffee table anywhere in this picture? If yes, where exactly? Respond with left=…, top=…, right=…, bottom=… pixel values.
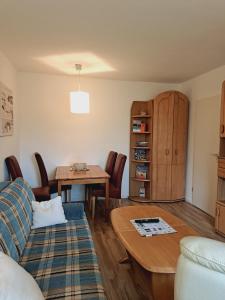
left=111, top=205, right=198, bottom=300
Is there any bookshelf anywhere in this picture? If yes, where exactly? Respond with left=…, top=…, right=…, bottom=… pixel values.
left=129, top=100, right=153, bottom=203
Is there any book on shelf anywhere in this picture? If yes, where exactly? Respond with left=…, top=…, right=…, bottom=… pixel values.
left=132, top=120, right=146, bottom=132
left=140, top=123, right=146, bottom=133
left=134, top=149, right=147, bottom=161
left=132, top=120, right=141, bottom=132
left=136, top=165, right=148, bottom=179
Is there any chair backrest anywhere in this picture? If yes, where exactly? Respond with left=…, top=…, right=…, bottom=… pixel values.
left=111, top=153, right=127, bottom=191
left=105, top=151, right=117, bottom=177
left=5, top=156, right=23, bottom=180
left=34, top=152, right=49, bottom=187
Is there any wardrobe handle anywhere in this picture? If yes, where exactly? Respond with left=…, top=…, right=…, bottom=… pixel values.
left=217, top=207, right=220, bottom=217
left=175, top=149, right=178, bottom=156
left=221, top=124, right=224, bottom=134
left=165, top=149, right=169, bottom=156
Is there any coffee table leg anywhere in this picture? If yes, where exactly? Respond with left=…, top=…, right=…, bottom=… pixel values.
left=150, top=273, right=174, bottom=300
left=130, top=254, right=174, bottom=300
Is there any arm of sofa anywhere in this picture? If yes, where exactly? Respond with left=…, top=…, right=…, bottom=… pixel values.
left=180, top=236, right=225, bottom=274
left=175, top=236, right=225, bottom=300
left=62, top=202, right=84, bottom=220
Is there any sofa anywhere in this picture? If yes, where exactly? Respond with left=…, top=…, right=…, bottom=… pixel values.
left=0, top=178, right=105, bottom=299
left=175, top=236, right=225, bottom=300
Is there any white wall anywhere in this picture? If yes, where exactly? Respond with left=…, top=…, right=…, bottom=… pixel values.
left=0, top=51, right=19, bottom=181
left=18, top=72, right=179, bottom=200
left=181, top=64, right=225, bottom=215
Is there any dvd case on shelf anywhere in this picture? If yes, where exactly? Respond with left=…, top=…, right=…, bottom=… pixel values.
left=136, top=165, right=148, bottom=179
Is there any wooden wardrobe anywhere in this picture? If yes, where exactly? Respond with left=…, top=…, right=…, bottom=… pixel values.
left=129, top=90, right=189, bottom=202
left=152, top=91, right=189, bottom=201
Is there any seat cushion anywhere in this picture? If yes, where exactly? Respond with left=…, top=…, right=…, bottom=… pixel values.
left=0, top=218, right=19, bottom=261
left=0, top=178, right=34, bottom=255
left=20, top=217, right=105, bottom=300
left=92, top=183, right=120, bottom=199
left=62, top=202, right=84, bottom=220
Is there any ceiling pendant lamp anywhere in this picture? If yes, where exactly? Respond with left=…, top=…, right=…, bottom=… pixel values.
left=70, top=64, right=90, bottom=113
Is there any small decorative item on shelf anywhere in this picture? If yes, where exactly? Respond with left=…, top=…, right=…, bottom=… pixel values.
left=136, top=165, right=148, bottom=179
left=139, top=186, right=146, bottom=198
left=134, top=149, right=147, bottom=161
left=136, top=141, right=149, bottom=147
left=140, top=111, right=147, bottom=116
left=140, top=123, right=146, bottom=133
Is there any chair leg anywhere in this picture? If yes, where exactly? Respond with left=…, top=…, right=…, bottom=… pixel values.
left=88, top=187, right=92, bottom=211
left=85, top=185, right=89, bottom=202
left=91, top=196, right=96, bottom=220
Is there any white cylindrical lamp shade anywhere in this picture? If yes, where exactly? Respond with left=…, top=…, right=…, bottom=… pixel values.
left=70, top=91, right=90, bottom=113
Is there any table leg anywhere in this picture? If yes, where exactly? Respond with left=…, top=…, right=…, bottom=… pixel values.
left=58, top=180, right=62, bottom=197
left=150, top=272, right=174, bottom=300
left=105, top=178, right=109, bottom=221
left=130, top=254, right=174, bottom=300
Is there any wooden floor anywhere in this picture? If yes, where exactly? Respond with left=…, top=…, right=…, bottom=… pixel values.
left=85, top=200, right=225, bottom=300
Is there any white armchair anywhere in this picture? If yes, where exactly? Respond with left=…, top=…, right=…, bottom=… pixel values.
left=175, top=236, right=225, bottom=300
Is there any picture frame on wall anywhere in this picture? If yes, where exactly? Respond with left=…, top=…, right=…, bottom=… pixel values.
left=0, top=81, right=13, bottom=136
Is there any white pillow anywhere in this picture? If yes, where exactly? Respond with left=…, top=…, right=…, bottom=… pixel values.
left=0, top=252, right=44, bottom=300
left=31, top=196, right=67, bottom=229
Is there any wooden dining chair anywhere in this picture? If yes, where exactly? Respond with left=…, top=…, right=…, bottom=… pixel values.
left=5, top=155, right=50, bottom=201
left=86, top=150, right=117, bottom=208
left=34, top=152, right=71, bottom=202
left=105, top=151, right=118, bottom=178
left=90, top=153, right=127, bottom=219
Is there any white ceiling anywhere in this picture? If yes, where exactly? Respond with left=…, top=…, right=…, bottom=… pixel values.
left=1, top=0, right=225, bottom=83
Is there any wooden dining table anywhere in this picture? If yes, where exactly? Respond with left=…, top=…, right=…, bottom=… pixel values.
left=55, top=165, right=110, bottom=218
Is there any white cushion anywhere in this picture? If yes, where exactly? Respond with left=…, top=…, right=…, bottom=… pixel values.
left=31, top=196, right=67, bottom=229
left=0, top=252, right=44, bottom=300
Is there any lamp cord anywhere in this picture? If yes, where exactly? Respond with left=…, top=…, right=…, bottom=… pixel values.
left=77, top=68, right=80, bottom=91
left=75, top=64, right=82, bottom=91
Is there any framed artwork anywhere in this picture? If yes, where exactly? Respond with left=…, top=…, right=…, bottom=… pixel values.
left=0, top=81, right=13, bottom=136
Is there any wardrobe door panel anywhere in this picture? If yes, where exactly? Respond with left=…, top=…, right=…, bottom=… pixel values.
left=152, top=164, right=172, bottom=201
left=153, top=92, right=174, bottom=165
left=152, top=92, right=174, bottom=200
left=172, top=93, right=189, bottom=165
left=171, top=164, right=185, bottom=200
left=220, top=81, right=225, bottom=138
